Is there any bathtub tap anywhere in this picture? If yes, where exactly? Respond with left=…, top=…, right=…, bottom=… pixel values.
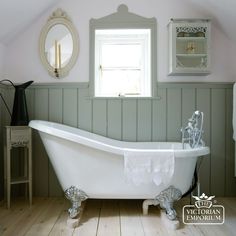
left=181, top=111, right=205, bottom=149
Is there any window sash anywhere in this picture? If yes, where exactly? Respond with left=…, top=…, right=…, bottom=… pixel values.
left=95, top=29, right=151, bottom=97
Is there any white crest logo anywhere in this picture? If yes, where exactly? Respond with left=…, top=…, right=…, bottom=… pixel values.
left=183, top=193, right=225, bottom=225
left=192, top=193, right=215, bottom=208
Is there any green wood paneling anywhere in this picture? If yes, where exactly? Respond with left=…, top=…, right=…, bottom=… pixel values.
left=122, top=100, right=137, bottom=141
left=78, top=88, right=92, bottom=131
left=196, top=89, right=211, bottom=194
left=34, top=89, right=49, bottom=120
left=63, top=88, right=78, bottom=127
left=137, top=100, right=152, bottom=141
left=0, top=87, right=6, bottom=197
left=107, top=99, right=122, bottom=140
left=48, top=88, right=63, bottom=197
left=0, top=82, right=235, bottom=198
left=4, top=88, right=14, bottom=125
left=182, top=88, right=196, bottom=126
left=211, top=89, right=226, bottom=196
left=34, top=89, right=49, bottom=196
left=92, top=99, right=107, bottom=136
left=49, top=89, right=63, bottom=123
left=225, top=88, right=236, bottom=196
left=152, top=88, right=167, bottom=141
left=25, top=88, right=35, bottom=121
left=167, top=88, right=182, bottom=141
left=158, top=82, right=233, bottom=89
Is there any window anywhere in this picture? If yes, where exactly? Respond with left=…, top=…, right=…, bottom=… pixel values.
left=89, top=4, right=157, bottom=97
left=95, top=29, right=151, bottom=97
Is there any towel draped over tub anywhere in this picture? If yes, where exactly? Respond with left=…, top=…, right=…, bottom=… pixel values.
left=124, top=149, right=175, bottom=186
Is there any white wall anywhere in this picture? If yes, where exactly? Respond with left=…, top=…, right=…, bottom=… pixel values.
left=3, top=0, right=236, bottom=83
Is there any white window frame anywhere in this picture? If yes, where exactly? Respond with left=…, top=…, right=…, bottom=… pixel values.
left=94, top=29, right=151, bottom=97
left=89, top=5, right=157, bottom=98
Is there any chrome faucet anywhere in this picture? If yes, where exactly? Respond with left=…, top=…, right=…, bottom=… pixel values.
left=181, top=111, right=205, bottom=149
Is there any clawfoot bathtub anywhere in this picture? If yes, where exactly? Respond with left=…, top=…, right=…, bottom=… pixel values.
left=29, top=120, right=209, bottom=223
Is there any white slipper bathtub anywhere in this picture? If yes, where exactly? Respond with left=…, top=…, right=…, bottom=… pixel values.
left=29, top=120, right=210, bottom=219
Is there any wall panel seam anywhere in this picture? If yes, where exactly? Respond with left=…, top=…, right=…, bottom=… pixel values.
left=209, top=88, right=212, bottom=195
left=151, top=99, right=153, bottom=141
left=136, top=100, right=138, bottom=142
left=62, top=88, right=64, bottom=124
left=224, top=88, right=227, bottom=196
left=91, top=99, right=94, bottom=133
left=166, top=88, right=168, bottom=141
left=77, top=88, right=79, bottom=128
left=121, top=99, right=123, bottom=141
left=106, top=99, right=108, bottom=137
left=180, top=88, right=183, bottom=127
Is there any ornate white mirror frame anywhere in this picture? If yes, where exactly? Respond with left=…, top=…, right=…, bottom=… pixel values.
left=39, top=8, right=79, bottom=78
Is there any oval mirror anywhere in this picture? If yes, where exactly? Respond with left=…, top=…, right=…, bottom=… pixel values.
left=45, top=24, right=73, bottom=68
left=39, top=9, right=79, bottom=78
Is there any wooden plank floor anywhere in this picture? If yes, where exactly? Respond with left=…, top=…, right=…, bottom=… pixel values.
left=0, top=197, right=235, bottom=236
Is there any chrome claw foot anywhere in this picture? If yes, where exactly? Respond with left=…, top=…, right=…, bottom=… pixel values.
left=165, top=203, right=177, bottom=220
left=155, top=185, right=182, bottom=220
left=65, top=186, right=88, bottom=218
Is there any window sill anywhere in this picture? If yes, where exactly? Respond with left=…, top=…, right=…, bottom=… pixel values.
left=86, top=96, right=161, bottom=100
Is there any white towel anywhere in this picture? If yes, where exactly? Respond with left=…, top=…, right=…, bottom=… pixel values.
left=233, top=83, right=236, bottom=141
left=124, top=149, right=175, bottom=186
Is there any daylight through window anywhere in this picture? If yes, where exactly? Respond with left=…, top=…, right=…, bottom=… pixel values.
left=95, top=29, right=151, bottom=97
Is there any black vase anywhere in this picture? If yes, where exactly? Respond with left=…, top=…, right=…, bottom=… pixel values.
left=11, top=81, right=33, bottom=126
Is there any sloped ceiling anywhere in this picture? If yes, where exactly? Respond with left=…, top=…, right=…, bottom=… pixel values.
left=0, top=0, right=235, bottom=44
left=0, top=0, right=60, bottom=44
left=188, top=0, right=236, bottom=41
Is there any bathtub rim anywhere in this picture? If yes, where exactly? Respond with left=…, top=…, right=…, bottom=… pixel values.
left=29, top=120, right=210, bottom=158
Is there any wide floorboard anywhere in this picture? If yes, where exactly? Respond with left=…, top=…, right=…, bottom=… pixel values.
left=0, top=197, right=235, bottom=236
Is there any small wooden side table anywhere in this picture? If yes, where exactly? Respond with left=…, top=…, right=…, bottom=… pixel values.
left=4, top=126, right=32, bottom=208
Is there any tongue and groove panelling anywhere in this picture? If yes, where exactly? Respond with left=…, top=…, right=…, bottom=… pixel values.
left=0, top=82, right=235, bottom=198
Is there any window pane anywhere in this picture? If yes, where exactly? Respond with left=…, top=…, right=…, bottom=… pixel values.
left=94, top=29, right=151, bottom=97
left=99, top=70, right=141, bottom=96
left=102, top=44, right=142, bottom=68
